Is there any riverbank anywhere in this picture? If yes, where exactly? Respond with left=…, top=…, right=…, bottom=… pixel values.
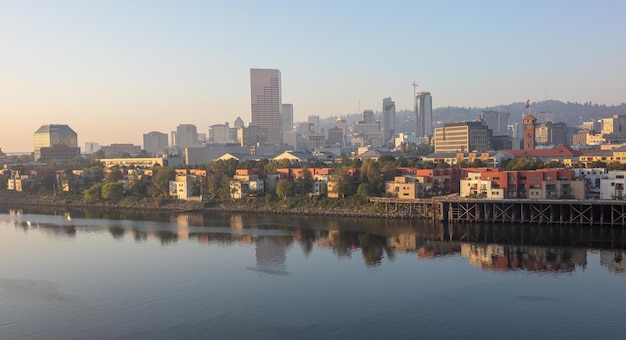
left=0, top=192, right=416, bottom=219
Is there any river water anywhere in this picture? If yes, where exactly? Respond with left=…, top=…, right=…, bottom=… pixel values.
left=1, top=205, right=625, bottom=339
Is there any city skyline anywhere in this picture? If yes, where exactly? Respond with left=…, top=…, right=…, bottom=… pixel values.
left=1, top=1, right=625, bottom=152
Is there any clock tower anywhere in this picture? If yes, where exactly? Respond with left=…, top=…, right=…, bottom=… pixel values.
left=523, top=113, right=537, bottom=150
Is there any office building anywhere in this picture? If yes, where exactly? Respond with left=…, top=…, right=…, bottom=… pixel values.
left=535, top=122, right=569, bottom=146
left=282, top=104, right=293, bottom=132
left=237, top=124, right=267, bottom=147
left=83, top=142, right=101, bottom=155
left=362, top=110, right=375, bottom=124
left=33, top=124, right=78, bottom=161
left=209, top=123, right=232, bottom=144
left=250, top=68, right=282, bottom=149
left=382, top=97, right=396, bottom=143
left=175, top=124, right=198, bottom=148
left=327, top=127, right=344, bottom=146
left=143, top=131, right=168, bottom=156
left=415, top=92, right=433, bottom=137
left=308, top=115, right=320, bottom=134
left=480, top=111, right=510, bottom=136
left=434, top=121, right=492, bottom=153
left=234, top=117, right=245, bottom=129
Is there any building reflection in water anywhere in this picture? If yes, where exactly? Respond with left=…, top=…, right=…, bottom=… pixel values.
left=600, top=250, right=625, bottom=275
left=460, top=243, right=587, bottom=272
left=4, top=206, right=626, bottom=275
left=250, top=237, right=288, bottom=275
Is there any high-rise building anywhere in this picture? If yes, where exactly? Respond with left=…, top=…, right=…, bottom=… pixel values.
left=175, top=124, right=198, bottom=148
left=434, top=121, right=492, bottom=153
left=33, top=124, right=78, bottom=161
left=143, top=131, right=169, bottom=156
left=415, top=92, right=433, bottom=137
left=535, top=122, right=569, bottom=146
left=362, top=110, right=375, bottom=124
left=336, top=119, right=348, bottom=145
left=234, top=117, right=245, bottom=129
left=282, top=104, right=293, bottom=132
left=209, top=123, right=232, bottom=144
left=308, top=115, right=320, bottom=134
left=237, top=124, right=267, bottom=147
left=382, top=97, right=396, bottom=143
left=250, top=68, right=282, bottom=149
left=480, top=111, right=510, bottom=136
left=327, top=127, right=344, bottom=146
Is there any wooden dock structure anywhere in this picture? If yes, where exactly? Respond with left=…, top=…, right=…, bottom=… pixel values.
left=369, top=197, right=626, bottom=226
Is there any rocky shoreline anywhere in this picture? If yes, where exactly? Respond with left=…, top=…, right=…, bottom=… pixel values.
left=0, top=193, right=416, bottom=219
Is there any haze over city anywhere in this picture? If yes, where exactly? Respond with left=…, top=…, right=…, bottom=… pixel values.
left=1, top=0, right=625, bottom=153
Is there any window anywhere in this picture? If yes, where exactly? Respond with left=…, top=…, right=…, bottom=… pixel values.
left=532, top=176, right=540, bottom=180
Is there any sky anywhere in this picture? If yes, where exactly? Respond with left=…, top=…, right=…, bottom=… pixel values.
left=1, top=0, right=625, bottom=153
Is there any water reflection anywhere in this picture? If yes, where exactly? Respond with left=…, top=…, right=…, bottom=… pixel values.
left=2, top=205, right=626, bottom=274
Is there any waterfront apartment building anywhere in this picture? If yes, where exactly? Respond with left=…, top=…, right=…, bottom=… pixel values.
left=415, top=92, right=433, bottom=137
left=459, top=168, right=585, bottom=199
left=250, top=68, right=282, bottom=149
left=143, top=131, right=168, bottom=156
left=33, top=124, right=78, bottom=161
left=434, top=121, right=492, bottom=153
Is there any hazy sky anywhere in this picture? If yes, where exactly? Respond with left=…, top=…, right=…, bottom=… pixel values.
left=1, top=0, right=625, bottom=152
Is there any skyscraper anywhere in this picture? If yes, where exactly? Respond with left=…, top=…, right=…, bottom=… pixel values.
left=382, top=97, right=396, bottom=143
left=415, top=92, right=433, bottom=137
left=282, top=104, right=293, bottom=132
left=250, top=68, right=282, bottom=149
left=175, top=124, right=198, bottom=148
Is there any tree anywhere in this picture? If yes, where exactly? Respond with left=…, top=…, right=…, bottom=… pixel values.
left=128, top=173, right=147, bottom=195
left=152, top=167, right=176, bottom=197
left=102, top=182, right=124, bottom=200
left=105, top=169, right=123, bottom=183
left=296, top=167, right=313, bottom=195
left=469, top=159, right=484, bottom=168
left=331, top=171, right=355, bottom=198
left=276, top=179, right=294, bottom=199
left=91, top=149, right=105, bottom=162
left=83, top=183, right=104, bottom=202
left=357, top=183, right=370, bottom=198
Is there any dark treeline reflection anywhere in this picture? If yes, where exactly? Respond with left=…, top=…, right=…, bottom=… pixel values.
left=3, top=205, right=626, bottom=273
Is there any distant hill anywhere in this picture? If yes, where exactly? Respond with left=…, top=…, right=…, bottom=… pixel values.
left=313, top=100, right=626, bottom=133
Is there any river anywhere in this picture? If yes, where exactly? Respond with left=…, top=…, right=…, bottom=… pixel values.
left=1, top=205, right=625, bottom=339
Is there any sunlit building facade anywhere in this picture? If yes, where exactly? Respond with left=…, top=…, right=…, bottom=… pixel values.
left=250, top=68, right=282, bottom=149
left=33, top=124, right=78, bottom=161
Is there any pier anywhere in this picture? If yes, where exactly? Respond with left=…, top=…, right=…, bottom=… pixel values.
left=369, top=197, right=626, bottom=226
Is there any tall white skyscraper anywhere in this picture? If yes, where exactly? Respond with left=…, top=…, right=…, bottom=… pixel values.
left=250, top=68, right=282, bottom=149
left=415, top=92, right=433, bottom=137
left=382, top=97, right=396, bottom=143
